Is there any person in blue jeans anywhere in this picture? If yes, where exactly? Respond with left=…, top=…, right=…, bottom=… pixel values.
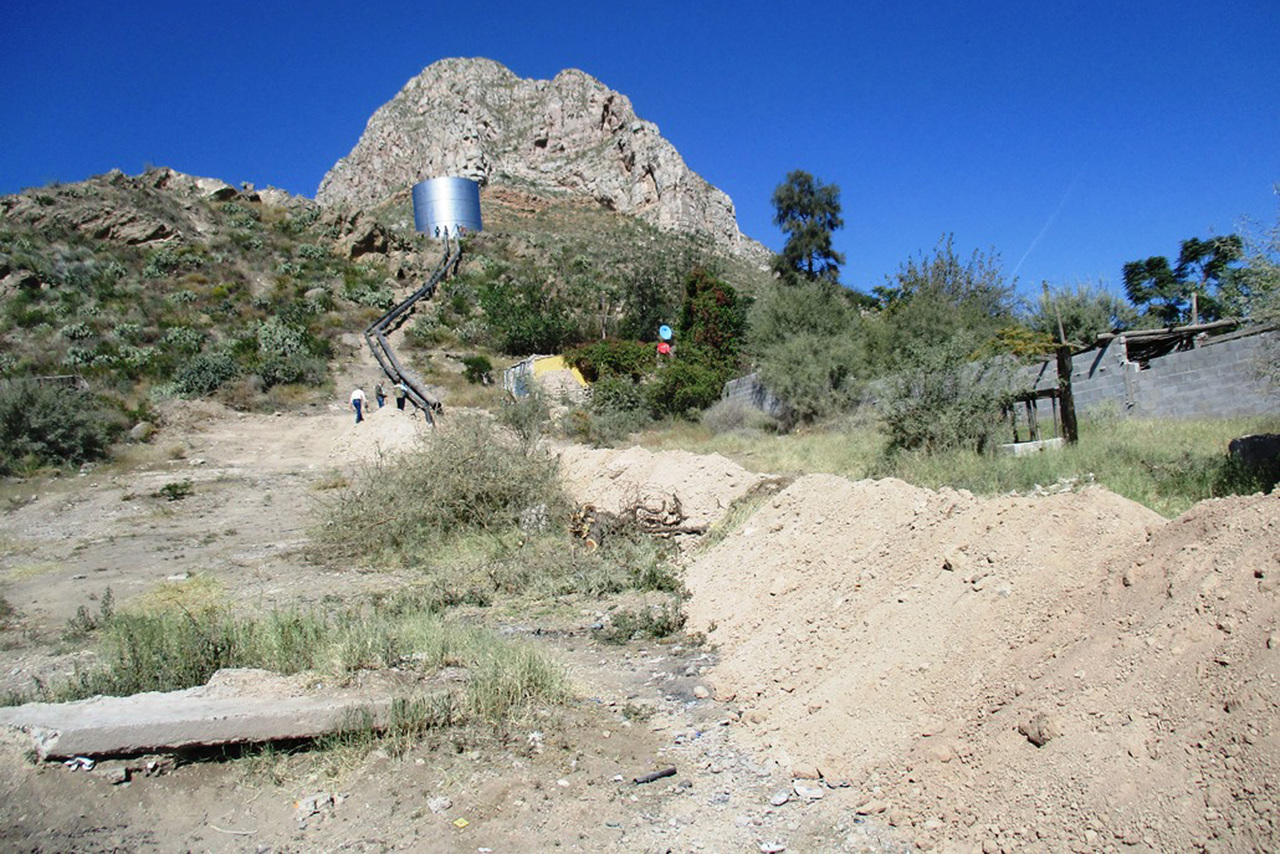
left=375, top=381, right=386, bottom=409
left=350, top=387, right=367, bottom=424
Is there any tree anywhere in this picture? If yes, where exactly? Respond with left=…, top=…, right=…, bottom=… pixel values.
left=867, top=235, right=1016, bottom=370
left=772, top=170, right=845, bottom=284
left=748, top=279, right=866, bottom=423
left=1220, top=193, right=1280, bottom=321
left=880, top=333, right=1014, bottom=456
left=1223, top=190, right=1280, bottom=382
left=1122, top=235, right=1243, bottom=325
left=678, top=266, right=747, bottom=369
left=1028, top=281, right=1138, bottom=347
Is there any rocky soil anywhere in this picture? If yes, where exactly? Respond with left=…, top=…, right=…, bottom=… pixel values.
left=0, top=396, right=1276, bottom=852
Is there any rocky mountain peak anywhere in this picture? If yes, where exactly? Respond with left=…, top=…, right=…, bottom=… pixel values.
left=317, top=58, right=763, bottom=258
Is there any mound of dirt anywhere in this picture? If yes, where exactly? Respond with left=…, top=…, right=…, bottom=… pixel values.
left=328, top=404, right=428, bottom=464
left=557, top=445, right=772, bottom=531
left=686, top=475, right=1279, bottom=850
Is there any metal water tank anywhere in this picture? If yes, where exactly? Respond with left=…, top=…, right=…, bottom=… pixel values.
left=411, top=177, right=482, bottom=237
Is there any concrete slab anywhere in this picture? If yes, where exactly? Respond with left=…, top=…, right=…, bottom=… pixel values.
left=0, top=669, right=404, bottom=759
left=997, top=438, right=1065, bottom=457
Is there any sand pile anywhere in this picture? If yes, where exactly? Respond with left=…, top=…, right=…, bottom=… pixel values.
left=327, top=405, right=427, bottom=465
left=557, top=445, right=773, bottom=530
left=685, top=474, right=1279, bottom=851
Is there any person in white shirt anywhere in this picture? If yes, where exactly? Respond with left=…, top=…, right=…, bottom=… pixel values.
left=350, top=387, right=367, bottom=424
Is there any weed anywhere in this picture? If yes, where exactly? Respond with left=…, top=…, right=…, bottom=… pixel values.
left=63, top=588, right=114, bottom=640
left=312, top=471, right=350, bottom=491
left=154, top=479, right=194, bottom=501
left=642, top=413, right=1279, bottom=518
left=38, top=588, right=566, bottom=733
left=619, top=702, right=653, bottom=722
left=315, top=415, right=567, bottom=562
left=594, top=603, right=687, bottom=644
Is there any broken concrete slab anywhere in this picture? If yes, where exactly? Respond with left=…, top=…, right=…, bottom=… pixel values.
left=0, top=668, right=409, bottom=759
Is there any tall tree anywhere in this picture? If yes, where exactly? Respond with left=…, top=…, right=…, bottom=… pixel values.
left=772, top=170, right=845, bottom=284
left=1122, top=234, right=1243, bottom=325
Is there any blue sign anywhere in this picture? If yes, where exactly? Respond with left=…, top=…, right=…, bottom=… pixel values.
left=658, top=325, right=673, bottom=341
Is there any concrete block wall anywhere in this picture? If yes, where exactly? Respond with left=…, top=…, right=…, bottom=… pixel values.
left=721, top=373, right=788, bottom=418
left=1025, top=328, right=1278, bottom=420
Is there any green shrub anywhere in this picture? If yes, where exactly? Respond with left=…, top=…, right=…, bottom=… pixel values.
left=592, top=376, right=648, bottom=414
left=59, top=321, right=93, bottom=342
left=154, top=479, right=194, bottom=501
left=748, top=279, right=866, bottom=424
left=498, top=389, right=552, bottom=454
left=880, top=336, right=1014, bottom=455
left=344, top=281, right=393, bottom=309
left=565, top=339, right=655, bottom=382
left=160, top=326, right=205, bottom=353
left=256, top=353, right=327, bottom=389
left=0, top=379, right=122, bottom=474
left=173, top=352, right=239, bottom=397
left=143, top=247, right=204, bottom=279
left=406, top=314, right=449, bottom=348
left=478, top=275, right=577, bottom=355
left=595, top=604, right=687, bottom=644
left=701, top=397, right=778, bottom=434
left=296, top=243, right=328, bottom=260
left=462, top=355, right=493, bottom=385
left=646, top=359, right=725, bottom=419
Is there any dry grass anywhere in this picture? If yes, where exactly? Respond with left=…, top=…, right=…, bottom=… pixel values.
left=639, top=412, right=1279, bottom=518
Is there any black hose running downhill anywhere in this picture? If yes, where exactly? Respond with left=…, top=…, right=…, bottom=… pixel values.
left=362, top=236, right=460, bottom=425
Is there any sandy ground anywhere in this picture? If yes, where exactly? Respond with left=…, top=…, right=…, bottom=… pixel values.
left=0, top=388, right=1276, bottom=852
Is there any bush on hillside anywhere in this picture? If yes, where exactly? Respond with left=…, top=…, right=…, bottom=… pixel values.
left=564, top=339, right=656, bottom=382
left=646, top=358, right=725, bottom=419
left=173, top=352, right=239, bottom=397
left=0, top=379, right=122, bottom=474
left=478, top=276, right=577, bottom=355
left=462, top=355, right=493, bottom=385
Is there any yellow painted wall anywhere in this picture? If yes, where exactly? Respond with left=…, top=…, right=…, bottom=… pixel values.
left=531, top=355, right=587, bottom=386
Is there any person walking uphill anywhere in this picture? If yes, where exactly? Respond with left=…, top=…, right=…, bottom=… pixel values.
left=395, top=380, right=408, bottom=411
left=350, top=387, right=367, bottom=424
left=375, top=381, right=386, bottom=409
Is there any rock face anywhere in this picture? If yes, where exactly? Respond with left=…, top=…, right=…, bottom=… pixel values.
left=318, top=58, right=760, bottom=257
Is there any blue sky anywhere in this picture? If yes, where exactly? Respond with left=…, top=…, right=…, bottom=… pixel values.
left=3, top=0, right=1277, bottom=302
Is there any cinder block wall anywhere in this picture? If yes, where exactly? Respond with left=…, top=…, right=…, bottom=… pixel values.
left=1025, top=328, right=1278, bottom=420
left=721, top=373, right=788, bottom=417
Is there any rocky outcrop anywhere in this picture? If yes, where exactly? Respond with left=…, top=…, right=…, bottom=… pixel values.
left=318, top=58, right=762, bottom=258
left=0, top=168, right=319, bottom=248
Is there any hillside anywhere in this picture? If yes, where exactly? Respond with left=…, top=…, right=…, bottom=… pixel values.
left=0, top=167, right=436, bottom=411
left=0, top=169, right=770, bottom=428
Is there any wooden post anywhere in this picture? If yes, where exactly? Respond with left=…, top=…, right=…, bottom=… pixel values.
left=1056, top=345, right=1079, bottom=445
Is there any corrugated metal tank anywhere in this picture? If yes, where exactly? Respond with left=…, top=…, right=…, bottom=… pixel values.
left=411, top=177, right=483, bottom=237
